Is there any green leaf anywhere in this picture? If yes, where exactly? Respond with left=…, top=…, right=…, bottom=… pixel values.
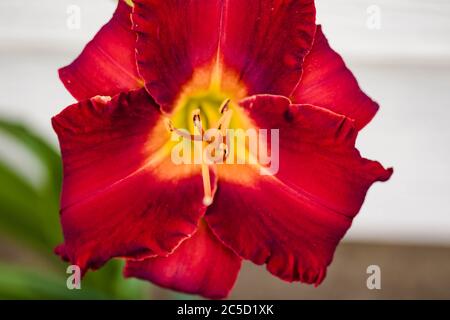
left=0, top=161, right=51, bottom=248
left=0, top=119, right=151, bottom=299
left=0, top=119, right=62, bottom=198
left=82, top=260, right=150, bottom=299
left=0, top=263, right=107, bottom=300
left=0, top=119, right=62, bottom=249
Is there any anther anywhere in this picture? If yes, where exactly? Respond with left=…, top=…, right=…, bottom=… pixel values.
left=215, top=99, right=233, bottom=132
left=192, top=109, right=203, bottom=134
left=219, top=98, right=231, bottom=114
left=164, top=117, right=202, bottom=141
left=192, top=108, right=201, bottom=124
left=217, top=109, right=233, bottom=133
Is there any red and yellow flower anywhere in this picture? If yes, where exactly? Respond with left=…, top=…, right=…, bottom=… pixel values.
left=53, top=0, right=392, bottom=299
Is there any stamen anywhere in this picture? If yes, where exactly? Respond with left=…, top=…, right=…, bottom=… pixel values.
left=213, top=99, right=233, bottom=132
left=219, top=143, right=229, bottom=156
left=164, top=118, right=203, bottom=141
left=217, top=142, right=229, bottom=162
left=219, top=98, right=231, bottom=114
left=164, top=99, right=236, bottom=206
left=192, top=116, right=213, bottom=206
left=192, top=108, right=204, bottom=135
left=218, top=110, right=233, bottom=133
left=201, top=163, right=213, bottom=206
left=205, top=99, right=234, bottom=161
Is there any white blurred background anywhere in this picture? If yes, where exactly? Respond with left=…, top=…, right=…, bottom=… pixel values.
left=1, top=0, right=449, bottom=245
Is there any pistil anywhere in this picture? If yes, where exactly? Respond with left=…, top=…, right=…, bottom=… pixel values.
left=191, top=110, right=213, bottom=206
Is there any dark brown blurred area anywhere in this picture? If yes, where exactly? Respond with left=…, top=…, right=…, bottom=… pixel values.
left=151, top=242, right=450, bottom=300
left=230, top=242, right=450, bottom=299
left=3, top=234, right=450, bottom=299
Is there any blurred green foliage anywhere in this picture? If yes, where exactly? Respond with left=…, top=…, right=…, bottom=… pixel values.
left=0, top=119, right=151, bottom=299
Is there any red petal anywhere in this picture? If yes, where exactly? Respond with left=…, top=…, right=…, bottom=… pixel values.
left=132, top=0, right=316, bottom=111
left=59, top=1, right=142, bottom=101
left=220, top=0, right=316, bottom=97
left=52, top=89, right=209, bottom=271
left=132, top=0, right=222, bottom=111
left=205, top=95, right=392, bottom=284
left=124, top=221, right=242, bottom=299
left=293, top=26, right=378, bottom=130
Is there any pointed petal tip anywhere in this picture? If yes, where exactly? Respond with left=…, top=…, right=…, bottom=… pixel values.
left=58, top=0, right=141, bottom=101
left=295, top=24, right=380, bottom=130
left=381, top=167, right=394, bottom=182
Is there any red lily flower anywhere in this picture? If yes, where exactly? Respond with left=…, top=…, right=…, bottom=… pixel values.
left=53, top=0, right=392, bottom=299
